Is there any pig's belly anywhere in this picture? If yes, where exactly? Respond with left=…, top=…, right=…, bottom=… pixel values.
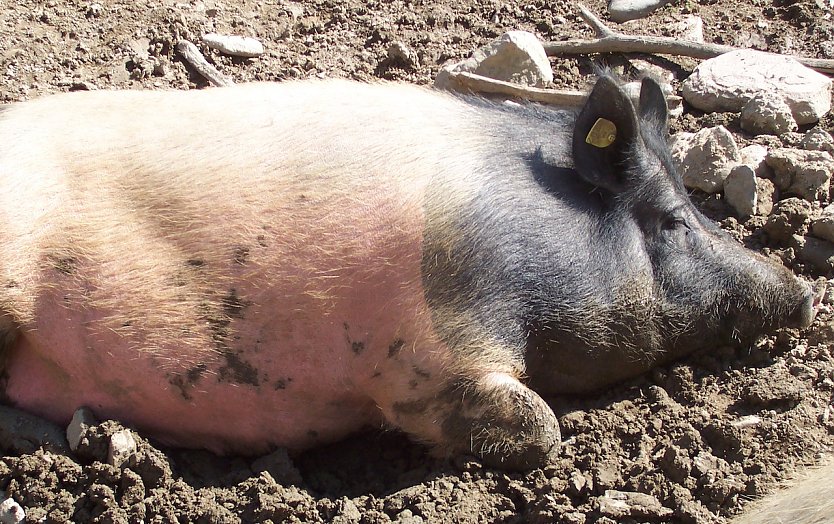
left=2, top=280, right=440, bottom=454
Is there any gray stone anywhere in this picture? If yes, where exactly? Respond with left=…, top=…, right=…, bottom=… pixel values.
left=0, top=495, right=24, bottom=524
left=682, top=49, right=832, bottom=125
left=671, top=126, right=740, bottom=193
left=387, top=42, right=419, bottom=69
left=764, top=198, right=814, bottom=243
left=567, top=469, right=589, bottom=496
left=794, top=235, right=834, bottom=272
left=724, top=165, right=775, bottom=218
left=766, top=148, right=834, bottom=201
left=251, top=447, right=303, bottom=485
left=692, top=451, right=724, bottom=478
left=597, top=489, right=673, bottom=519
left=812, top=204, right=834, bottom=243
left=621, top=80, right=682, bottom=117
left=202, top=33, right=265, bottom=58
left=107, top=429, right=137, bottom=468
left=627, top=59, right=676, bottom=84
left=801, top=127, right=834, bottom=155
left=67, top=406, right=99, bottom=452
left=608, top=0, right=674, bottom=22
left=435, top=31, right=552, bottom=90
left=741, top=92, right=798, bottom=135
left=669, top=15, right=704, bottom=43
left=739, top=144, right=772, bottom=178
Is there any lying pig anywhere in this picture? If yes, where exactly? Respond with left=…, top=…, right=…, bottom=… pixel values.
left=0, top=76, right=819, bottom=470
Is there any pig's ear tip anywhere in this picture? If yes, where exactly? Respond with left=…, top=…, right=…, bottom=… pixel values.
left=638, top=76, right=669, bottom=128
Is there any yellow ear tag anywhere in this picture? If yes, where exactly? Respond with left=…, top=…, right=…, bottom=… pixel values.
left=585, top=118, right=617, bottom=148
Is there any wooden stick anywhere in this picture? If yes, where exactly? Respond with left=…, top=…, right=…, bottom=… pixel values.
left=543, top=4, right=834, bottom=75
left=450, top=72, right=588, bottom=106
left=176, top=40, right=234, bottom=87
left=447, top=71, right=683, bottom=112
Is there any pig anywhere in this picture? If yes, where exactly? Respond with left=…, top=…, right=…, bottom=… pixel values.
left=732, top=461, right=834, bottom=524
left=0, top=76, right=819, bottom=470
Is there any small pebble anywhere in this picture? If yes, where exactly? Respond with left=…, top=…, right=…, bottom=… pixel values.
left=202, top=33, right=265, bottom=58
left=108, top=429, right=138, bottom=468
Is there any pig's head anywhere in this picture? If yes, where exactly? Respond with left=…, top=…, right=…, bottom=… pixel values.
left=524, top=76, right=820, bottom=394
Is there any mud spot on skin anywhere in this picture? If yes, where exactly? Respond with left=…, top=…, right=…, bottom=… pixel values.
left=256, top=234, right=268, bottom=247
left=388, top=338, right=405, bottom=358
left=307, top=430, right=319, bottom=439
left=413, top=366, right=431, bottom=380
left=274, top=377, right=293, bottom=390
left=372, top=371, right=382, bottom=378
left=50, top=256, right=77, bottom=275
left=222, top=289, right=250, bottom=319
left=233, top=246, right=250, bottom=265
left=186, top=258, right=204, bottom=268
left=343, top=322, right=366, bottom=355
left=218, top=350, right=259, bottom=386
left=169, top=364, right=207, bottom=400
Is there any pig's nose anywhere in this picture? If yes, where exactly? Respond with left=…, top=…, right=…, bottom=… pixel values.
left=786, top=283, right=824, bottom=328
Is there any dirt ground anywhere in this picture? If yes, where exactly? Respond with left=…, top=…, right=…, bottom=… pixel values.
left=0, top=0, right=833, bottom=522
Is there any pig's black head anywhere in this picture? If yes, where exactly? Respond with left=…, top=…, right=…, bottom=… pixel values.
left=524, top=76, right=819, bottom=394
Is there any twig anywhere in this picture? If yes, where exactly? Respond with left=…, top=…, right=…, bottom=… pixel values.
left=175, top=40, right=234, bottom=87
left=543, top=4, right=834, bottom=75
left=450, top=72, right=587, bottom=106
left=447, top=71, right=683, bottom=112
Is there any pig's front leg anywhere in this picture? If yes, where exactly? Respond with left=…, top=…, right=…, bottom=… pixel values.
left=383, top=372, right=561, bottom=470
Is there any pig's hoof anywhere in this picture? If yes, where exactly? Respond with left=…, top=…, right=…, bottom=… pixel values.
left=445, top=372, right=561, bottom=471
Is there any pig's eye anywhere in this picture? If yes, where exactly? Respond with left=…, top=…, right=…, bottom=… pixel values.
left=662, top=216, right=688, bottom=231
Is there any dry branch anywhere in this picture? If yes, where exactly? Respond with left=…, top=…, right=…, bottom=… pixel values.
left=449, top=72, right=588, bottom=106
left=446, top=71, right=683, bottom=112
left=176, top=40, right=234, bottom=87
left=544, top=4, right=834, bottom=75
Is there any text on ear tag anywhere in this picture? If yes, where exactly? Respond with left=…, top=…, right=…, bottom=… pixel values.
left=585, top=118, right=617, bottom=148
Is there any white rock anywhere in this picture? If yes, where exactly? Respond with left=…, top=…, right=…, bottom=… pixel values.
left=620, top=80, right=681, bottom=117
left=627, top=59, right=675, bottom=84
left=812, top=204, right=834, bottom=243
left=567, top=469, right=589, bottom=495
left=107, top=429, right=137, bottom=468
left=741, top=92, right=798, bottom=135
left=202, top=33, right=264, bottom=58
left=682, top=49, right=832, bottom=125
left=387, top=41, right=419, bottom=68
left=669, top=15, right=704, bottom=43
left=739, top=144, right=771, bottom=177
left=0, top=496, right=24, bottom=524
left=608, top=0, right=674, bottom=22
left=730, top=415, right=762, bottom=428
left=66, top=406, right=99, bottom=452
left=795, top=235, right=834, bottom=272
left=724, top=165, right=775, bottom=218
left=251, top=447, right=303, bottom=485
left=672, top=126, right=740, bottom=193
left=801, top=127, right=834, bottom=154
left=597, top=489, right=673, bottom=518
left=435, top=31, right=552, bottom=90
left=766, top=148, right=834, bottom=201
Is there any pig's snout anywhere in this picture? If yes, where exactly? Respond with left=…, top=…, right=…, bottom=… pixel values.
left=786, top=282, right=825, bottom=328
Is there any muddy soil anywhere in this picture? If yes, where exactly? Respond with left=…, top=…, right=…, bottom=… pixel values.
left=0, top=0, right=833, bottom=522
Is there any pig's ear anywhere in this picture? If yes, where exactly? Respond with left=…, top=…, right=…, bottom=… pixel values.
left=638, top=77, right=669, bottom=133
left=572, top=76, right=639, bottom=193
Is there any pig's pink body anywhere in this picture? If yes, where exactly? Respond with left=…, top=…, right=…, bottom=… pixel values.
left=0, top=81, right=489, bottom=454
